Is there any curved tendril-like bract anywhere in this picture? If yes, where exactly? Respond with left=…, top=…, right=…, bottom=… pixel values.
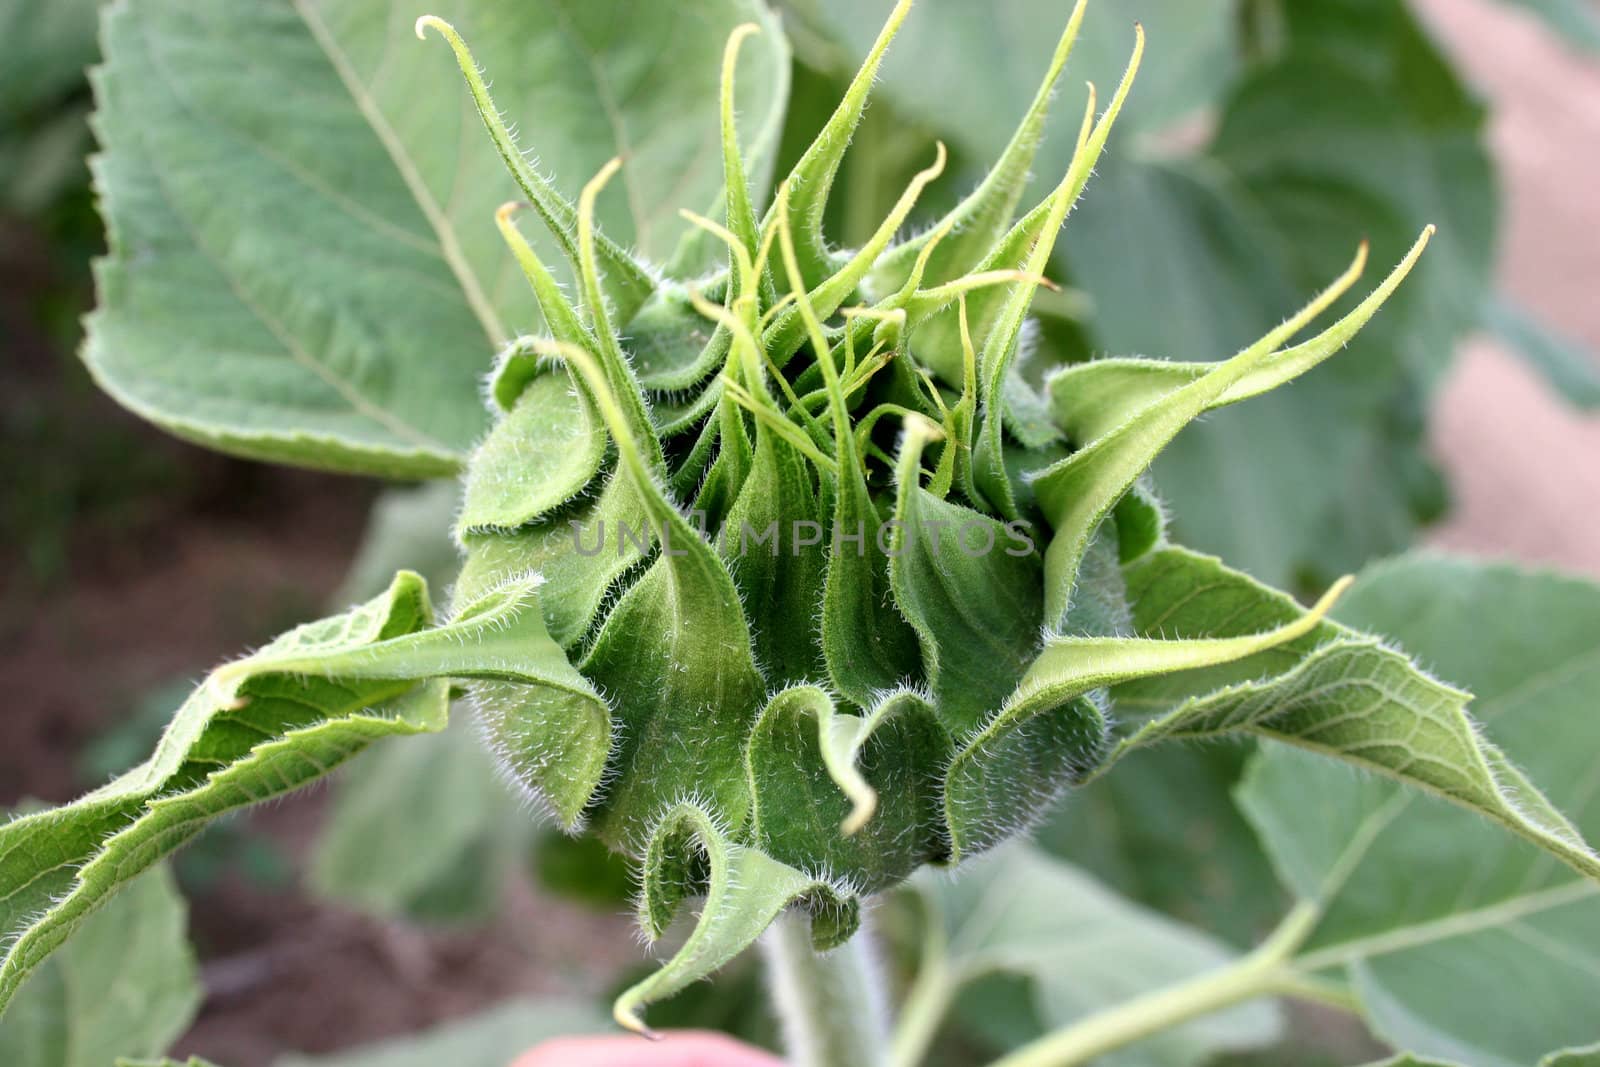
left=773, top=0, right=915, bottom=286
left=418, top=1, right=1451, bottom=1036
left=415, top=16, right=654, bottom=322
left=972, top=23, right=1145, bottom=519
left=1046, top=226, right=1437, bottom=445
left=871, top=0, right=1091, bottom=295
left=762, top=141, right=949, bottom=366
left=1031, top=237, right=1370, bottom=628
left=720, top=23, right=765, bottom=267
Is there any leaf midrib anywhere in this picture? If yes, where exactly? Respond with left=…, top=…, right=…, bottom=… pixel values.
left=1294, top=878, right=1599, bottom=974
left=291, top=0, right=508, bottom=347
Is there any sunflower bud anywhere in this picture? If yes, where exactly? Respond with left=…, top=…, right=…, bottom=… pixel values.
left=421, top=0, right=1427, bottom=1031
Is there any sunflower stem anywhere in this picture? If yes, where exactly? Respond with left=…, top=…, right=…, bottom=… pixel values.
left=763, top=910, right=892, bottom=1067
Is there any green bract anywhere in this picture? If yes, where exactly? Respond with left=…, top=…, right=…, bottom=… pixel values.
left=10, top=0, right=1600, bottom=1050
left=423, top=0, right=1422, bottom=1031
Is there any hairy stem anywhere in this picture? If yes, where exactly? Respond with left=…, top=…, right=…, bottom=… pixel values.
left=887, top=927, right=953, bottom=1067
left=763, top=910, right=892, bottom=1067
left=985, top=903, right=1321, bottom=1067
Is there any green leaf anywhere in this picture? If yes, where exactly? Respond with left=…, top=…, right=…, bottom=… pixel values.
left=0, top=570, right=575, bottom=1015
left=86, top=0, right=787, bottom=475
left=0, top=865, right=198, bottom=1067
left=1031, top=240, right=1372, bottom=627
left=820, top=439, right=922, bottom=704
left=916, top=845, right=1282, bottom=1067
left=617, top=802, right=857, bottom=1035
left=1237, top=556, right=1600, bottom=1066
left=274, top=997, right=606, bottom=1067
left=797, top=0, right=1234, bottom=143
left=943, top=546, right=1342, bottom=866
left=720, top=398, right=829, bottom=686
left=1485, top=296, right=1600, bottom=409
left=1036, top=744, right=1288, bottom=948
left=309, top=714, right=528, bottom=922
left=1102, top=548, right=1600, bottom=888
left=454, top=462, right=652, bottom=651
left=539, top=342, right=763, bottom=848
left=1047, top=228, right=1435, bottom=448
left=1360, top=1052, right=1600, bottom=1067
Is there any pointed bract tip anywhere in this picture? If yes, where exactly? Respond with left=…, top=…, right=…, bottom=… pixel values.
left=588, top=155, right=625, bottom=192
left=1422, top=223, right=1438, bottom=240
left=495, top=201, right=529, bottom=225
left=727, top=21, right=761, bottom=48
left=613, top=999, right=660, bottom=1040
left=1311, top=574, right=1356, bottom=619
left=414, top=14, right=449, bottom=41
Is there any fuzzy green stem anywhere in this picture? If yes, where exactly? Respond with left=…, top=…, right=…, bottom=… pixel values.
left=887, top=921, right=953, bottom=1067
left=984, top=903, right=1321, bottom=1067
left=763, top=911, right=891, bottom=1067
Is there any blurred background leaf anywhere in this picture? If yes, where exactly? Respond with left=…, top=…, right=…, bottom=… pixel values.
left=1242, top=556, right=1600, bottom=1065
left=0, top=864, right=199, bottom=1067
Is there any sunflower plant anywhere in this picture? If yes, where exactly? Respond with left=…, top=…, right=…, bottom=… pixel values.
left=5, top=2, right=1599, bottom=1065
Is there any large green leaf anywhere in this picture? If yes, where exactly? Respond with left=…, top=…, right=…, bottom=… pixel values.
left=911, top=845, right=1281, bottom=1067
left=796, top=0, right=1233, bottom=140
left=85, top=0, right=788, bottom=475
left=275, top=997, right=606, bottom=1067
left=0, top=570, right=575, bottom=1016
left=1037, top=744, right=1288, bottom=948
left=0, top=865, right=197, bottom=1067
left=1238, top=557, right=1600, bottom=1066
left=1092, top=548, right=1600, bottom=887
left=1360, top=1051, right=1600, bottom=1067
